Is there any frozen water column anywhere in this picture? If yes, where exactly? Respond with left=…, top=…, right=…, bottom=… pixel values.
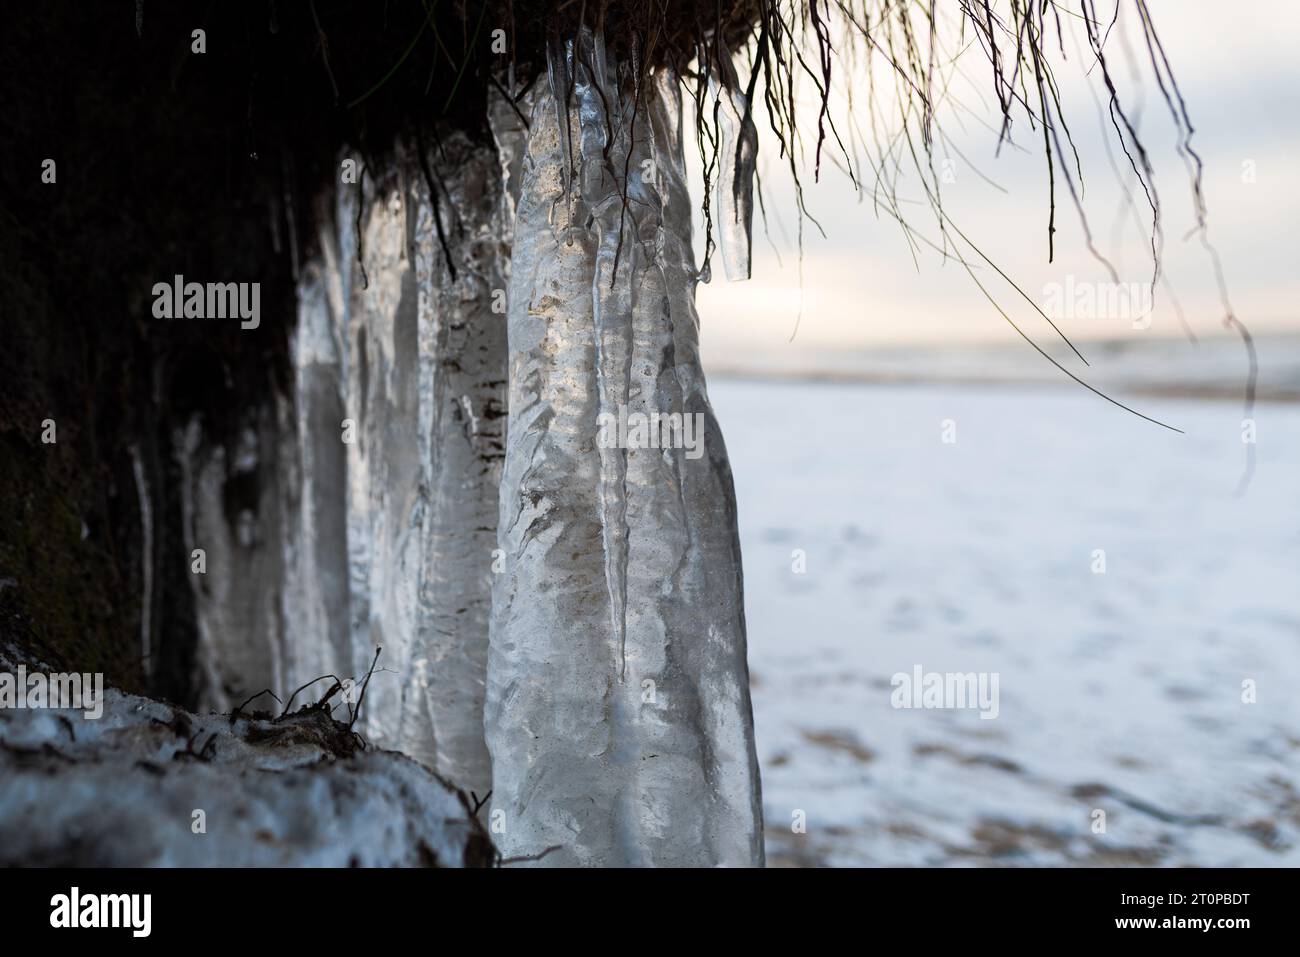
left=179, top=131, right=515, bottom=800
left=274, top=133, right=509, bottom=799
left=486, top=47, right=764, bottom=867
left=337, top=134, right=508, bottom=800
left=406, top=131, right=511, bottom=799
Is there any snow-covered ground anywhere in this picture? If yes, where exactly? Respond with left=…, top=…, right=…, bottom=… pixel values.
left=710, top=370, right=1300, bottom=866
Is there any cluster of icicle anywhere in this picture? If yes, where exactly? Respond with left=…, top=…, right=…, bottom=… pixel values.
left=177, top=123, right=513, bottom=803
left=178, top=28, right=763, bottom=866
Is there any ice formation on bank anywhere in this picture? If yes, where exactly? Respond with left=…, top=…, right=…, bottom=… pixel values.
left=170, top=37, right=763, bottom=867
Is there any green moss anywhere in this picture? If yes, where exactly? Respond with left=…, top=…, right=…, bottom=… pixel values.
left=0, top=438, right=144, bottom=690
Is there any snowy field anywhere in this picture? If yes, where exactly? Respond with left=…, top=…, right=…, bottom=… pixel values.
left=709, top=373, right=1300, bottom=867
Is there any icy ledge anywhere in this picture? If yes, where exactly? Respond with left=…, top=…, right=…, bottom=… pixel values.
left=0, top=648, right=493, bottom=867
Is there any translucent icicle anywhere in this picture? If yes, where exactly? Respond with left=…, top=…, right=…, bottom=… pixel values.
left=547, top=29, right=575, bottom=199
left=581, top=31, right=633, bottom=683
left=341, top=159, right=422, bottom=748
left=185, top=138, right=514, bottom=799
left=405, top=125, right=514, bottom=796
left=177, top=410, right=287, bottom=713
left=128, top=444, right=153, bottom=679
left=487, top=36, right=764, bottom=867
left=279, top=252, right=351, bottom=696
left=710, top=38, right=758, bottom=282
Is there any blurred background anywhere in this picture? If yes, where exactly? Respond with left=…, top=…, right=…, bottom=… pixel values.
left=691, top=0, right=1300, bottom=865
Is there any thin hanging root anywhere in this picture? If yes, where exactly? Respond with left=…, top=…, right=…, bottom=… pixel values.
left=354, top=162, right=369, bottom=289
left=1223, top=314, right=1258, bottom=496
left=309, top=0, right=340, bottom=104
left=685, top=0, right=1237, bottom=428
left=414, top=125, right=458, bottom=281
left=950, top=229, right=1182, bottom=434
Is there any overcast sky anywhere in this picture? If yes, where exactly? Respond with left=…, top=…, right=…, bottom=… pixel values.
left=690, top=0, right=1300, bottom=359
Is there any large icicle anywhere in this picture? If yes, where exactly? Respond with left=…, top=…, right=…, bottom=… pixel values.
left=322, top=135, right=514, bottom=796
left=340, top=156, right=423, bottom=750
left=279, top=253, right=352, bottom=695
left=486, top=35, right=764, bottom=867
left=404, top=127, right=514, bottom=798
